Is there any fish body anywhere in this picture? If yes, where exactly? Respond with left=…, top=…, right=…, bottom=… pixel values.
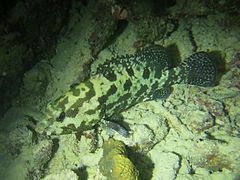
left=45, top=45, right=216, bottom=135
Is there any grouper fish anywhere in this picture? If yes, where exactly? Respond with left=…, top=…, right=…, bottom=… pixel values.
left=44, top=45, right=216, bottom=136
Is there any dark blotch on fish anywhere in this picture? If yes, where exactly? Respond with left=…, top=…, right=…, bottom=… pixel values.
left=105, top=71, right=117, bottom=81
left=126, top=67, right=134, bottom=77
left=143, top=68, right=150, bottom=79
left=123, top=79, right=132, bottom=91
left=57, top=111, right=65, bottom=122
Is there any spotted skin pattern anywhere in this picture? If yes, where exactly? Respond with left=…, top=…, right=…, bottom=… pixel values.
left=45, top=45, right=216, bottom=135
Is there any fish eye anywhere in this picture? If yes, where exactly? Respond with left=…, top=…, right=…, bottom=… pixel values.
left=57, top=111, right=65, bottom=122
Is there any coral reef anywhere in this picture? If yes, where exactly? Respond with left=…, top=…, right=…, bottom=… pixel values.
left=133, top=15, right=176, bottom=44
left=99, top=138, right=139, bottom=180
left=44, top=169, right=79, bottom=180
left=0, top=0, right=240, bottom=179
left=88, top=3, right=118, bottom=57
left=126, top=0, right=177, bottom=46
left=0, top=0, right=72, bottom=116
left=3, top=140, right=53, bottom=180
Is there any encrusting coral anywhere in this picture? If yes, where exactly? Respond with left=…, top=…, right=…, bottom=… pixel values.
left=99, top=138, right=139, bottom=180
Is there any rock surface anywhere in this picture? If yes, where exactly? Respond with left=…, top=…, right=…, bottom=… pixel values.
left=0, top=0, right=240, bottom=179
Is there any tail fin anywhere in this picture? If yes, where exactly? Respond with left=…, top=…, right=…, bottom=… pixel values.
left=178, top=52, right=217, bottom=87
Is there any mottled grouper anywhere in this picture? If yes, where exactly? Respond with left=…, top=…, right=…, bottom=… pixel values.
left=44, top=45, right=216, bottom=136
